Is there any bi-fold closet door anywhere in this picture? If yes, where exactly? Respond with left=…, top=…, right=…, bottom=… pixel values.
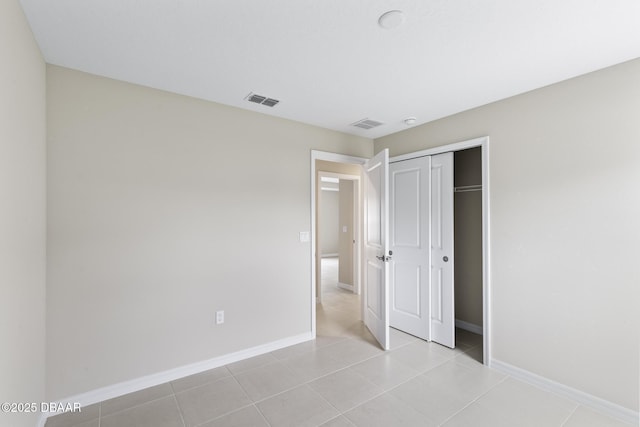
left=389, top=152, right=455, bottom=348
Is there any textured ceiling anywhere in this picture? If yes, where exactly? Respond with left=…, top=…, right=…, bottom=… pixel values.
left=19, top=0, right=640, bottom=138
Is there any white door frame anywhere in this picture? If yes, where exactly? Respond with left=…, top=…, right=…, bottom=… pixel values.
left=390, top=136, right=491, bottom=366
left=310, top=151, right=367, bottom=337
left=317, top=170, right=361, bottom=303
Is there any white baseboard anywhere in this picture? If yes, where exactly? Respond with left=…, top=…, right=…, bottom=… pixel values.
left=491, top=359, right=639, bottom=426
left=337, top=282, right=354, bottom=292
left=38, top=332, right=314, bottom=427
left=455, top=319, right=483, bottom=335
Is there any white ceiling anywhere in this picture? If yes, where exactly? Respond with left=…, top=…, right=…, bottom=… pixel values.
left=19, top=0, right=640, bottom=139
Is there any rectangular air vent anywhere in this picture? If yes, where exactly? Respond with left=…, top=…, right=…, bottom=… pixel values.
left=245, top=92, right=280, bottom=107
left=351, top=118, right=383, bottom=130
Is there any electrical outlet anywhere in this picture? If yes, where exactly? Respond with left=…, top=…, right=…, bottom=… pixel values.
left=216, top=310, right=224, bottom=325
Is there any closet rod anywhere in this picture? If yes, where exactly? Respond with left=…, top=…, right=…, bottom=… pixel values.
left=454, top=184, right=482, bottom=193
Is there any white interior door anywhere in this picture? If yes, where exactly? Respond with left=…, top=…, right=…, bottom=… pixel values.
left=430, top=152, right=455, bottom=348
left=389, top=157, right=430, bottom=340
left=363, top=149, right=390, bottom=350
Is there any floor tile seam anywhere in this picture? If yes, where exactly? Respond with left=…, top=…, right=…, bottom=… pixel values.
left=170, top=394, right=187, bottom=427
left=313, top=336, right=354, bottom=351
left=337, top=368, right=430, bottom=415
left=254, top=382, right=341, bottom=423
left=501, top=374, right=588, bottom=409
left=330, top=387, right=389, bottom=415
left=434, top=374, right=510, bottom=426
left=251, top=403, right=274, bottom=427
left=341, top=389, right=434, bottom=424
left=388, top=338, right=420, bottom=351
left=345, top=366, right=405, bottom=392
left=305, top=369, right=388, bottom=413
left=98, top=392, right=176, bottom=420
left=324, top=414, right=357, bottom=427
left=372, top=364, right=430, bottom=395
left=559, top=403, right=581, bottom=426
left=295, top=376, right=379, bottom=420
left=224, top=374, right=254, bottom=409
left=274, top=338, right=350, bottom=362
left=500, top=374, right=596, bottom=425
left=298, top=350, right=394, bottom=386
left=228, top=358, right=282, bottom=378
left=189, top=402, right=256, bottom=427
left=246, top=365, right=371, bottom=408
left=413, top=359, right=478, bottom=383
left=326, top=344, right=429, bottom=383
left=407, top=353, right=457, bottom=376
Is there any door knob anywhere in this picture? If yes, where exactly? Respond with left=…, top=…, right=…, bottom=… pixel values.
left=443, top=256, right=449, bottom=262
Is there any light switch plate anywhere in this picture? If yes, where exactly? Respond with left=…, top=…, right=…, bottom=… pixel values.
left=299, top=231, right=310, bottom=242
left=342, top=226, right=348, bottom=233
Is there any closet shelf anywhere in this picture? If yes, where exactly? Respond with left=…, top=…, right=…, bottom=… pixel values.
left=454, top=184, right=482, bottom=193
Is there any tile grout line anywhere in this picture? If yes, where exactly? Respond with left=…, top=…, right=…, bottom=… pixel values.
left=252, top=402, right=274, bottom=427
left=314, top=352, right=467, bottom=420
left=97, top=393, right=175, bottom=420
left=171, top=395, right=187, bottom=427
left=559, top=403, right=581, bottom=426
left=170, top=369, right=234, bottom=394
left=190, top=402, right=255, bottom=427
left=435, top=373, right=510, bottom=426
left=234, top=334, right=472, bottom=413
left=88, top=337, right=479, bottom=427
left=169, top=382, right=187, bottom=427
left=183, top=374, right=263, bottom=426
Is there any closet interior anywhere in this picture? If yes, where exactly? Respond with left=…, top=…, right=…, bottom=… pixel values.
left=453, top=147, right=483, bottom=351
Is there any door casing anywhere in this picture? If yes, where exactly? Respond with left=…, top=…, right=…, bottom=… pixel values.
left=310, top=136, right=490, bottom=365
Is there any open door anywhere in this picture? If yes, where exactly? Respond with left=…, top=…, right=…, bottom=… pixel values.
left=430, top=152, right=455, bottom=348
left=389, top=156, right=431, bottom=340
left=363, top=149, right=390, bottom=350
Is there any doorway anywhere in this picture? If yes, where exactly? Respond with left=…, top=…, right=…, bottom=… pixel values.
left=317, top=170, right=360, bottom=303
left=311, top=152, right=366, bottom=338
left=310, top=137, right=491, bottom=365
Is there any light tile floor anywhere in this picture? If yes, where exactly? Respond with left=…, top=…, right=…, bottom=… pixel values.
left=46, top=258, right=634, bottom=427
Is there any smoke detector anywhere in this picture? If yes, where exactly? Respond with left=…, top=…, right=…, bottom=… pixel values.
left=378, top=10, right=406, bottom=29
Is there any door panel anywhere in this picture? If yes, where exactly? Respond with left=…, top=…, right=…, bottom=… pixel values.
left=363, top=149, right=389, bottom=350
left=389, top=157, right=430, bottom=340
left=392, top=263, right=421, bottom=316
left=430, top=152, right=455, bottom=348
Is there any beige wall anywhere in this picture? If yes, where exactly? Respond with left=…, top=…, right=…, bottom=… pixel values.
left=319, top=189, right=339, bottom=255
left=46, top=65, right=373, bottom=399
left=338, top=180, right=355, bottom=286
left=375, top=59, right=640, bottom=411
left=0, top=1, right=47, bottom=426
left=454, top=148, right=483, bottom=327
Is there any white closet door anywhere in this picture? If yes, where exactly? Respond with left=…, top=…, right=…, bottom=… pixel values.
left=363, top=149, right=390, bottom=350
left=431, top=152, right=455, bottom=348
left=389, top=157, right=430, bottom=340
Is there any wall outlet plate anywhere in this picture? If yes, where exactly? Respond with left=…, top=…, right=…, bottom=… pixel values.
left=216, top=310, right=224, bottom=325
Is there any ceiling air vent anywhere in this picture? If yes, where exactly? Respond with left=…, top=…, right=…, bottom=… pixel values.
left=351, top=118, right=383, bottom=130
left=245, top=92, right=280, bottom=107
